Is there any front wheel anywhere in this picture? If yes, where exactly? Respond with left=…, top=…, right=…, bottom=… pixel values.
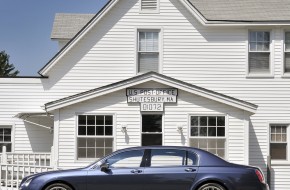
left=44, top=183, right=73, bottom=190
left=197, top=183, right=226, bottom=190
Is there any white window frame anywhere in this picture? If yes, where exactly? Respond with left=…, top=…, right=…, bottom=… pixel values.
left=246, top=30, right=274, bottom=78
left=76, top=114, right=114, bottom=161
left=139, top=0, right=160, bottom=14
left=188, top=115, right=227, bottom=159
left=269, top=123, right=290, bottom=164
left=283, top=31, right=290, bottom=76
left=0, top=125, right=13, bottom=153
left=135, top=27, right=163, bottom=75
left=140, top=113, right=163, bottom=146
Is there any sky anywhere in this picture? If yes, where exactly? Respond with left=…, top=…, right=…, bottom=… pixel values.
left=0, top=0, right=109, bottom=76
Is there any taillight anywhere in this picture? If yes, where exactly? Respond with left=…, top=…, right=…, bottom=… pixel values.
left=255, top=169, right=265, bottom=183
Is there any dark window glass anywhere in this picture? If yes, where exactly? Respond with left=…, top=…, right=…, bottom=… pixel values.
left=191, top=127, right=198, bottom=136
left=270, top=144, right=287, bottom=160
left=78, top=116, right=86, bottom=125
left=191, top=116, right=198, bottom=126
left=208, top=127, right=216, bottom=136
left=96, top=126, right=104, bottom=136
left=105, top=126, right=113, bottom=136
left=208, top=117, right=216, bottom=126
left=217, top=117, right=225, bottom=126
left=187, top=151, right=198, bottom=166
left=96, top=116, right=104, bottom=125
left=217, top=128, right=225, bottom=136
left=87, top=116, right=95, bottom=125
left=87, top=126, right=95, bottom=136
left=142, top=134, right=162, bottom=146
left=78, top=126, right=86, bottom=135
left=142, top=115, right=162, bottom=132
left=105, top=116, right=113, bottom=125
left=200, top=127, right=207, bottom=136
left=200, top=116, right=207, bottom=126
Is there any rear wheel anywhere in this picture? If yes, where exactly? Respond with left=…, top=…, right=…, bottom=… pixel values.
left=44, top=183, right=72, bottom=190
left=197, top=183, right=226, bottom=190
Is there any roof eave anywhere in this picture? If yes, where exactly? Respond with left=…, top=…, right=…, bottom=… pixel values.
left=44, top=72, right=257, bottom=114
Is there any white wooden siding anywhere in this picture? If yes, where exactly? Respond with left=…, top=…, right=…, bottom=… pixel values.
left=271, top=165, right=290, bottom=190
left=0, top=0, right=289, bottom=189
left=0, top=78, right=53, bottom=153
left=57, top=82, right=247, bottom=169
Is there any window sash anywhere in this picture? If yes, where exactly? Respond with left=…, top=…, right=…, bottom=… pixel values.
left=285, top=32, right=290, bottom=73
left=138, top=31, right=159, bottom=73
left=270, top=125, right=288, bottom=160
left=77, top=115, right=114, bottom=159
left=248, top=31, right=271, bottom=74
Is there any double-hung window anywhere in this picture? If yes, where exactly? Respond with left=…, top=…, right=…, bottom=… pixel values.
left=77, top=115, right=113, bottom=160
left=0, top=126, right=12, bottom=152
left=284, top=32, right=290, bottom=73
left=270, top=125, right=288, bottom=160
left=189, top=116, right=226, bottom=159
left=249, top=31, right=271, bottom=74
left=138, top=31, right=159, bottom=73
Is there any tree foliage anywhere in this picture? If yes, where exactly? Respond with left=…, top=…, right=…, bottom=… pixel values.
left=0, top=51, right=19, bottom=77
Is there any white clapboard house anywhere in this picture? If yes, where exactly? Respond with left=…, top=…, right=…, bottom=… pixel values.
left=1, top=0, right=290, bottom=189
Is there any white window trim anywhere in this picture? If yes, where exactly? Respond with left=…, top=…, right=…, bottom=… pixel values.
left=74, top=113, right=116, bottom=163
left=140, top=112, right=164, bottom=146
left=0, top=124, right=14, bottom=153
left=187, top=114, right=228, bottom=160
left=139, top=0, right=160, bottom=14
left=135, top=27, right=163, bottom=75
left=268, top=122, right=290, bottom=165
left=246, top=30, right=274, bottom=78
left=282, top=30, right=290, bottom=77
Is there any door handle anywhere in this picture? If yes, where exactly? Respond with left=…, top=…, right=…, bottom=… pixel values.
left=185, top=168, right=196, bottom=172
left=131, top=169, right=142, bottom=174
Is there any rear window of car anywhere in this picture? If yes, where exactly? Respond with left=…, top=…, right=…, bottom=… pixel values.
left=149, top=149, right=198, bottom=167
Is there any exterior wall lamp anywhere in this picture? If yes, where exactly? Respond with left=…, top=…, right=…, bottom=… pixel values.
left=177, top=125, right=183, bottom=133
left=121, top=124, right=127, bottom=133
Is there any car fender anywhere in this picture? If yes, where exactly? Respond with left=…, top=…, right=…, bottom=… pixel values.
left=191, top=175, right=235, bottom=190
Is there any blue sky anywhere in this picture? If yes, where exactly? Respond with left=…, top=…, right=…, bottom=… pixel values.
left=0, top=0, right=108, bottom=76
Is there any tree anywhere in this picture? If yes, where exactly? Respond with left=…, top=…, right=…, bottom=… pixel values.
left=0, top=51, right=19, bottom=77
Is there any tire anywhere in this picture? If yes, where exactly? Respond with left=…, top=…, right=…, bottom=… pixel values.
left=44, top=183, right=73, bottom=190
left=197, top=183, right=226, bottom=190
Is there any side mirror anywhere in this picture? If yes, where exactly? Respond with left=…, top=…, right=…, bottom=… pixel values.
left=100, top=163, right=110, bottom=172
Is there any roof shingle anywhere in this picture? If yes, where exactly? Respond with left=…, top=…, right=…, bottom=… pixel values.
left=188, top=0, right=290, bottom=21
left=51, top=13, right=94, bottom=39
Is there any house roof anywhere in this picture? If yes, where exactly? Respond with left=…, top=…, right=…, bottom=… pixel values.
left=44, top=72, right=258, bottom=114
left=188, top=0, right=290, bottom=22
left=51, top=13, right=95, bottom=39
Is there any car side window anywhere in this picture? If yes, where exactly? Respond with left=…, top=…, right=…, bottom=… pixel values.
left=150, top=149, right=186, bottom=167
left=105, top=150, right=144, bottom=168
left=187, top=151, right=198, bottom=166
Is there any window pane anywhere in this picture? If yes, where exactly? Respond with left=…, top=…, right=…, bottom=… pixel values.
left=264, top=32, right=270, bottom=41
left=96, top=126, right=104, bottom=136
left=271, top=143, right=287, bottom=160
left=249, top=52, right=270, bottom=74
left=78, top=116, right=86, bottom=125
left=87, top=126, right=95, bottom=136
left=87, top=116, right=95, bottom=125
left=142, top=115, right=162, bottom=132
left=138, top=52, right=159, bottom=73
left=107, top=150, right=144, bottom=168
left=105, top=126, right=113, bottom=136
left=105, top=116, right=113, bottom=125
left=208, top=139, right=217, bottom=149
left=208, top=127, right=216, bottom=136
left=191, top=116, right=198, bottom=126
left=87, top=139, right=95, bottom=147
left=200, top=127, right=207, bottom=136
left=199, top=139, right=207, bottom=149
left=208, top=117, right=216, bottom=126
left=96, top=148, right=104, bottom=158
left=78, top=138, right=86, bottom=147
left=190, top=139, right=198, bottom=147
left=250, top=42, right=257, bottom=51
left=78, top=126, right=86, bottom=135
left=105, top=138, right=113, bottom=147
left=87, top=148, right=95, bottom=158
left=191, top=127, right=198, bottom=136
left=95, top=139, right=105, bottom=147
left=217, top=149, right=225, bottom=158
left=257, top=32, right=264, bottom=41
left=250, top=32, right=257, bottom=42
left=217, top=117, right=225, bottom=126
left=142, top=134, right=162, bottom=146
left=78, top=148, right=86, bottom=158
left=217, top=139, right=226, bottom=148
left=187, top=152, right=198, bottom=166
left=150, top=149, right=186, bottom=167
left=96, top=116, right=104, bottom=125
left=200, top=117, right=207, bottom=126
left=105, top=148, right=113, bottom=156
left=285, top=53, right=290, bottom=73
left=217, top=127, right=225, bottom=137
left=3, top=129, right=11, bottom=135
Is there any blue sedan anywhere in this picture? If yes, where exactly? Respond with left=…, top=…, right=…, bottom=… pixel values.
left=19, top=146, right=269, bottom=190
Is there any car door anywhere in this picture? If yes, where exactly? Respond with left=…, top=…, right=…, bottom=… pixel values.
left=86, top=149, right=146, bottom=190
left=143, top=148, right=198, bottom=190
